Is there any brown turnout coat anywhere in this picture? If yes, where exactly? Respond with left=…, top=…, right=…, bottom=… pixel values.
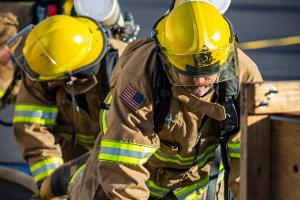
left=68, top=38, right=262, bottom=200
left=13, top=39, right=127, bottom=185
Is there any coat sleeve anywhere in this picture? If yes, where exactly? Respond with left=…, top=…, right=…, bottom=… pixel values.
left=237, top=48, right=263, bottom=83
left=97, top=68, right=160, bottom=200
left=13, top=77, right=63, bottom=185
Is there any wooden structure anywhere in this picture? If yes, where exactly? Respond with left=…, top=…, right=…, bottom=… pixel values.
left=240, top=81, right=300, bottom=200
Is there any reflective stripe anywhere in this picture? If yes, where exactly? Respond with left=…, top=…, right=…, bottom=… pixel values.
left=101, top=94, right=112, bottom=134
left=30, top=157, right=63, bottom=183
left=13, top=104, right=58, bottom=125
left=146, top=179, right=170, bottom=199
left=61, top=134, right=94, bottom=150
left=228, top=142, right=240, bottom=158
left=154, top=150, right=195, bottom=166
left=197, top=144, right=218, bottom=169
left=153, top=144, right=217, bottom=167
left=174, top=176, right=209, bottom=200
left=98, top=140, right=158, bottom=165
left=61, top=133, right=94, bottom=144
left=0, top=90, right=4, bottom=98
left=69, top=164, right=86, bottom=184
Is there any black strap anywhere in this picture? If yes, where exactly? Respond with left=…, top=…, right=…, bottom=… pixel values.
left=152, top=53, right=172, bottom=134
left=100, top=48, right=119, bottom=96
left=65, top=77, right=79, bottom=147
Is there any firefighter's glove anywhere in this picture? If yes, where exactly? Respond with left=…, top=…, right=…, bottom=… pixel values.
left=219, top=97, right=239, bottom=138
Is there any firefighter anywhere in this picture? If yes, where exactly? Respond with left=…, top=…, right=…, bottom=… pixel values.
left=0, top=0, right=137, bottom=111
left=12, top=15, right=127, bottom=188
left=55, top=1, right=262, bottom=200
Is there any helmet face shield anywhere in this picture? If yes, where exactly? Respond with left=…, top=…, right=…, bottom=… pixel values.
left=152, top=1, right=239, bottom=87
left=6, top=24, right=34, bottom=76
left=159, top=41, right=238, bottom=86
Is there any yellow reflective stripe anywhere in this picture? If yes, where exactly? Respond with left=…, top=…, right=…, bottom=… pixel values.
left=174, top=175, right=209, bottom=200
left=14, top=104, right=58, bottom=125
left=153, top=144, right=217, bottom=167
left=197, top=144, right=218, bottom=168
left=61, top=134, right=94, bottom=150
left=228, top=142, right=240, bottom=158
left=30, top=157, right=63, bottom=183
left=0, top=90, right=4, bottom=98
left=101, top=140, right=157, bottom=153
left=99, top=154, right=149, bottom=164
left=154, top=150, right=195, bottom=165
left=15, top=104, right=58, bottom=113
left=146, top=179, right=170, bottom=198
left=13, top=116, right=56, bottom=125
left=31, top=157, right=63, bottom=171
left=101, top=94, right=112, bottom=134
left=61, top=133, right=94, bottom=143
left=69, top=164, right=86, bottom=184
left=98, top=140, right=158, bottom=165
left=73, top=134, right=94, bottom=143
left=33, top=169, right=56, bottom=183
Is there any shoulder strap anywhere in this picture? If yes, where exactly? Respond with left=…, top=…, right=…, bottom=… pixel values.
left=152, top=53, right=172, bottom=134
left=100, top=47, right=119, bottom=96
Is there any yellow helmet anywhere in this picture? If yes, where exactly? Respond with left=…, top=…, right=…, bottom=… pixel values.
left=17, top=15, right=107, bottom=80
left=153, top=1, right=238, bottom=86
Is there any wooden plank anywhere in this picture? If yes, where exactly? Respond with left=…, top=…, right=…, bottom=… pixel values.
left=283, top=112, right=300, bottom=117
left=241, top=81, right=300, bottom=115
left=270, top=116, right=300, bottom=200
left=240, top=115, right=271, bottom=200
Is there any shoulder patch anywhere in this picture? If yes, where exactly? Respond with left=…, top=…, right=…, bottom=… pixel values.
left=120, top=83, right=144, bottom=112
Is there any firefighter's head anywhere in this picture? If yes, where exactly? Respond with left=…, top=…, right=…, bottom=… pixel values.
left=13, top=15, right=107, bottom=81
left=152, top=1, right=238, bottom=96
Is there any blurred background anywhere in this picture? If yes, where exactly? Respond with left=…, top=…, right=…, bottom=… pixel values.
left=0, top=0, right=300, bottom=172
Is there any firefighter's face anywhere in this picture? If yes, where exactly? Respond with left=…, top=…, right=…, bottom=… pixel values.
left=178, top=73, right=219, bottom=97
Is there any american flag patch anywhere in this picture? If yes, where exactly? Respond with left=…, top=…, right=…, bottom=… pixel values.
left=120, top=83, right=144, bottom=112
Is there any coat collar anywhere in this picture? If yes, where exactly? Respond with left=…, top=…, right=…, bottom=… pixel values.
left=171, top=86, right=226, bottom=121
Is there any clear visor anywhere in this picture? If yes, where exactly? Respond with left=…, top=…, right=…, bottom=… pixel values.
left=6, top=24, right=45, bottom=80
left=159, top=42, right=238, bottom=86
left=4, top=25, right=33, bottom=72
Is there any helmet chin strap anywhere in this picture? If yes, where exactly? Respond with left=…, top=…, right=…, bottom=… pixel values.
left=65, top=76, right=80, bottom=147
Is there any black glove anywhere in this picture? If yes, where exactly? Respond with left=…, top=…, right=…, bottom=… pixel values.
left=219, top=96, right=239, bottom=138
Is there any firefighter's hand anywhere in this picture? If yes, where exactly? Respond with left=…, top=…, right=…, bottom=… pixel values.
left=219, top=97, right=239, bottom=137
